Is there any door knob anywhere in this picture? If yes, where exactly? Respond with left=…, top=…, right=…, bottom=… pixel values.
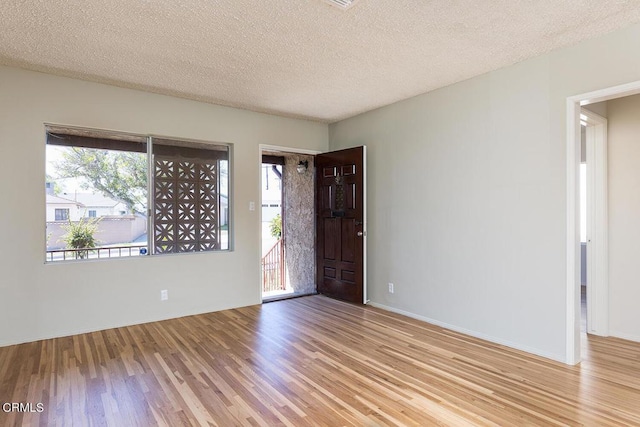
left=357, top=231, right=364, bottom=237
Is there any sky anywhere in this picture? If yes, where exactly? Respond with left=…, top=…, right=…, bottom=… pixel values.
left=46, top=145, right=88, bottom=193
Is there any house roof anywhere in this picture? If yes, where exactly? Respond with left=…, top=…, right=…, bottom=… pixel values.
left=60, top=193, right=121, bottom=208
left=2, top=1, right=640, bottom=122
left=46, top=194, right=83, bottom=206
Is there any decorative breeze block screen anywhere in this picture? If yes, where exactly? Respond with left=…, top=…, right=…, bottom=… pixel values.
left=154, top=156, right=220, bottom=253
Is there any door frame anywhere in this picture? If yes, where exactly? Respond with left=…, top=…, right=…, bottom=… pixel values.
left=258, top=145, right=322, bottom=302
left=363, top=146, right=368, bottom=304
left=565, top=80, right=640, bottom=365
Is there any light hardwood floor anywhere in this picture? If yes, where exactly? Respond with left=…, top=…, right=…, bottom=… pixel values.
left=1, top=295, right=639, bottom=426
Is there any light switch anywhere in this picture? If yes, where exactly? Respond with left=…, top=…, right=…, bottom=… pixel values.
left=249, top=201, right=255, bottom=211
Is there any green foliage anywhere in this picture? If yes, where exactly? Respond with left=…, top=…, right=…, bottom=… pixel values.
left=270, top=214, right=282, bottom=239
left=55, top=147, right=147, bottom=213
left=61, top=216, right=100, bottom=259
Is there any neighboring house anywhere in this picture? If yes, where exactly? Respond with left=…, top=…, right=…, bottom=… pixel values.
left=63, top=192, right=128, bottom=217
left=46, top=184, right=128, bottom=219
left=261, top=199, right=281, bottom=223
left=220, top=193, right=229, bottom=226
left=46, top=191, right=145, bottom=250
left=45, top=194, right=84, bottom=222
left=261, top=164, right=282, bottom=222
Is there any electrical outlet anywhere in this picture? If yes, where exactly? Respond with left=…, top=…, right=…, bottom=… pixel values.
left=388, top=283, right=394, bottom=294
left=160, top=289, right=168, bottom=301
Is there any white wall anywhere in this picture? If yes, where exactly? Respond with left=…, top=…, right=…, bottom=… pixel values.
left=0, top=65, right=327, bottom=347
left=46, top=202, right=82, bottom=222
left=84, top=203, right=128, bottom=217
left=329, top=22, right=640, bottom=362
left=606, top=94, right=640, bottom=342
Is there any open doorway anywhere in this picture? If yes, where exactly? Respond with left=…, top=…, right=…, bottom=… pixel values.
left=260, top=146, right=319, bottom=302
left=579, top=123, right=587, bottom=333
left=579, top=107, right=608, bottom=336
left=261, top=156, right=285, bottom=299
left=567, top=81, right=640, bottom=364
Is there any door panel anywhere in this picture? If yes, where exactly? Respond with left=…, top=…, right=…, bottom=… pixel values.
left=316, top=146, right=365, bottom=303
left=341, top=220, right=356, bottom=262
left=324, top=219, right=337, bottom=260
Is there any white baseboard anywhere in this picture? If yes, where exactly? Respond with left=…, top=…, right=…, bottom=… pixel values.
left=609, top=330, right=640, bottom=343
left=0, top=316, right=182, bottom=348
left=0, top=302, right=255, bottom=348
left=368, top=301, right=566, bottom=364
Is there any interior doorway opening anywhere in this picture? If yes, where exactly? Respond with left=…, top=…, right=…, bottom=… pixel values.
left=260, top=146, right=319, bottom=302
left=566, top=81, right=640, bottom=364
left=579, top=126, right=587, bottom=334
left=579, top=107, right=608, bottom=337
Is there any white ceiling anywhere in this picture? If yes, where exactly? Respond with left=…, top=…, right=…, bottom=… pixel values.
left=2, top=1, right=640, bottom=123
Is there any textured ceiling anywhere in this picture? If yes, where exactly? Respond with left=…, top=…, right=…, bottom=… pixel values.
left=2, top=1, right=640, bottom=123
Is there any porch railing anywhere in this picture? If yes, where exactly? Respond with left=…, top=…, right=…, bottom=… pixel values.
left=46, top=245, right=147, bottom=262
left=261, top=239, right=285, bottom=292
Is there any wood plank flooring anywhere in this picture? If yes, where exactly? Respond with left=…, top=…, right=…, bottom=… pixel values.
left=1, top=295, right=640, bottom=426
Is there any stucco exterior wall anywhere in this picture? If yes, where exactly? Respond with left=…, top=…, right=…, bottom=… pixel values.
left=283, top=154, right=315, bottom=295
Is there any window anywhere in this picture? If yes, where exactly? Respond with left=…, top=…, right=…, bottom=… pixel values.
left=45, top=126, right=231, bottom=262
left=55, top=208, right=69, bottom=221
left=152, top=138, right=229, bottom=253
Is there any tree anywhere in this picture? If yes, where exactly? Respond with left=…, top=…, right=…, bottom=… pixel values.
left=61, top=216, right=100, bottom=259
left=54, top=147, right=147, bottom=213
left=270, top=214, right=282, bottom=239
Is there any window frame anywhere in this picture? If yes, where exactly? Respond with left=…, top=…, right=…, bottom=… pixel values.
left=55, top=208, right=69, bottom=221
left=45, top=124, right=233, bottom=263
left=149, top=136, right=231, bottom=255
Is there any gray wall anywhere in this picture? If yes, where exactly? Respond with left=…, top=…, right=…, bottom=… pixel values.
left=0, top=65, right=328, bottom=347
left=607, top=94, right=640, bottom=342
left=329, top=22, right=640, bottom=362
left=583, top=101, right=608, bottom=119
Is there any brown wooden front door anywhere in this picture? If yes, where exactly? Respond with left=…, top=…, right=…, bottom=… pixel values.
left=316, top=146, right=366, bottom=304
